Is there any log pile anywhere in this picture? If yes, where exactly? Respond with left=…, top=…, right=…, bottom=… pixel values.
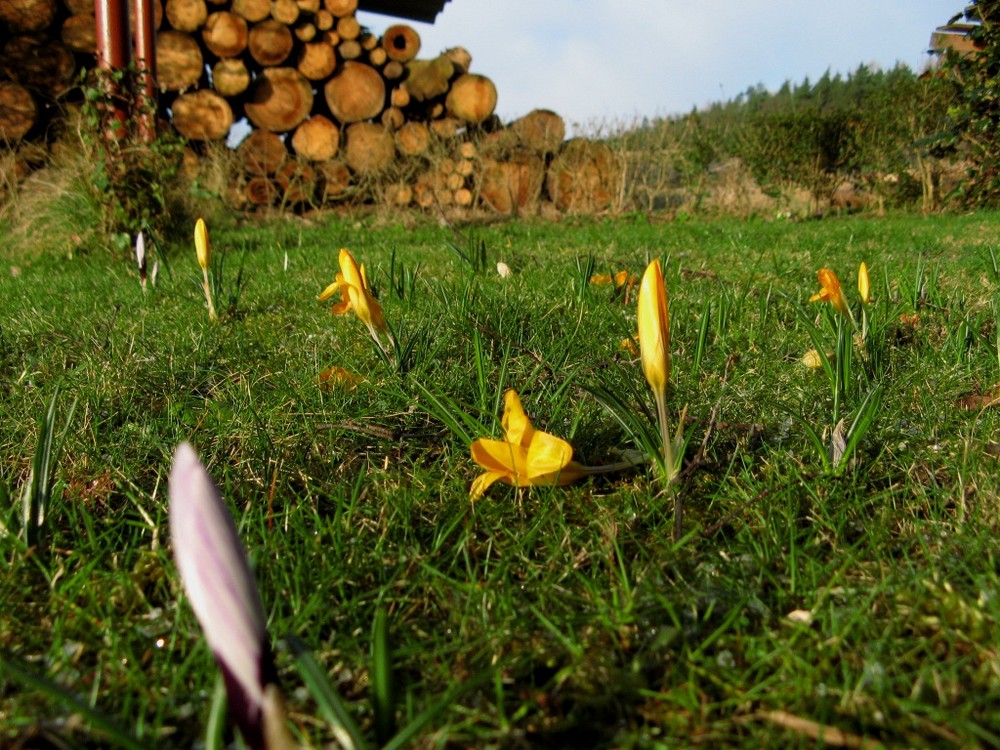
left=0, top=0, right=87, bottom=142
left=1, top=0, right=622, bottom=215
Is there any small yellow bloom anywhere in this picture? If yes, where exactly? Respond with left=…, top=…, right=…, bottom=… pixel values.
left=858, top=262, right=871, bottom=305
left=194, top=218, right=210, bottom=271
left=591, top=270, right=639, bottom=291
left=469, top=390, right=586, bottom=499
left=637, top=259, right=670, bottom=399
left=318, top=366, right=364, bottom=391
left=801, top=349, right=825, bottom=368
left=809, top=268, right=850, bottom=317
left=318, top=248, right=387, bottom=337
left=620, top=335, right=639, bottom=356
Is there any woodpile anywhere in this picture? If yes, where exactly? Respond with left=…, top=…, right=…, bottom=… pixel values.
left=0, top=0, right=87, bottom=142
left=1, top=0, right=622, bottom=215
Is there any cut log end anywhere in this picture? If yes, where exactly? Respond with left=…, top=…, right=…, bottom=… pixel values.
left=0, top=82, right=38, bottom=142
left=324, top=61, right=385, bottom=124
left=381, top=24, right=420, bottom=62
left=245, top=67, right=314, bottom=133
left=171, top=89, right=234, bottom=141
left=446, top=74, right=498, bottom=124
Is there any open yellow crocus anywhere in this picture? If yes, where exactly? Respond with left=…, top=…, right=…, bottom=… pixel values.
left=318, top=248, right=388, bottom=342
left=470, top=389, right=586, bottom=500
left=809, top=268, right=850, bottom=317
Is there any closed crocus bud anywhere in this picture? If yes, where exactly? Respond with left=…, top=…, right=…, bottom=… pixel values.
left=136, top=232, right=146, bottom=274
left=195, top=218, right=210, bottom=271
left=169, top=443, right=295, bottom=750
left=858, top=262, right=871, bottom=305
left=637, top=259, right=671, bottom=399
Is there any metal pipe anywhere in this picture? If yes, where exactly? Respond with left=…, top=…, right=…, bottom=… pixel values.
left=132, top=0, right=157, bottom=142
left=94, top=0, right=131, bottom=139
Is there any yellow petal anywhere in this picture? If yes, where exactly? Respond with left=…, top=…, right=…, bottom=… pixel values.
left=347, top=283, right=375, bottom=330
left=501, top=390, right=535, bottom=447
left=471, top=438, right=520, bottom=474
left=470, top=470, right=507, bottom=500
left=525, top=430, right=574, bottom=479
left=194, top=218, right=210, bottom=271
left=317, top=280, right=341, bottom=301
left=529, top=460, right=588, bottom=487
left=637, top=259, right=670, bottom=398
left=590, top=273, right=613, bottom=285
left=365, top=290, right=387, bottom=333
left=858, top=262, right=871, bottom=305
left=338, top=248, right=365, bottom=290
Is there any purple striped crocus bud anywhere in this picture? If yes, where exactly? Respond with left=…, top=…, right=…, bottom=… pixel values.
left=169, top=442, right=296, bottom=750
left=136, top=232, right=147, bottom=288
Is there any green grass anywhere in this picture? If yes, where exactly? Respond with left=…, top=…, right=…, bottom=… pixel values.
left=3, top=211, right=1000, bottom=748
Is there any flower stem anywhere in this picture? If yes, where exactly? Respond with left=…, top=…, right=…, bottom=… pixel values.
left=202, top=269, right=217, bottom=322
left=653, top=387, right=683, bottom=540
left=579, top=455, right=651, bottom=475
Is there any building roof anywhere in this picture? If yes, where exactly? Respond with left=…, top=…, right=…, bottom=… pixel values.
left=929, top=22, right=984, bottom=58
left=357, top=0, right=452, bottom=23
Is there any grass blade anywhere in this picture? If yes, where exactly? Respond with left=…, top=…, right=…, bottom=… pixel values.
left=204, top=672, right=227, bottom=750
left=381, top=669, right=493, bottom=750
left=22, top=388, right=76, bottom=549
left=0, top=654, right=145, bottom=750
left=371, top=607, right=396, bottom=746
left=285, top=635, right=367, bottom=750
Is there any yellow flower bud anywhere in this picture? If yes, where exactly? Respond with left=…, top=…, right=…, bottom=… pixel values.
left=858, top=262, right=871, bottom=305
left=195, top=218, right=210, bottom=271
left=637, top=259, right=670, bottom=399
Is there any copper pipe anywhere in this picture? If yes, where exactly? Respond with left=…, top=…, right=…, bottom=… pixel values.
left=132, top=0, right=157, bottom=142
left=94, top=0, right=131, bottom=139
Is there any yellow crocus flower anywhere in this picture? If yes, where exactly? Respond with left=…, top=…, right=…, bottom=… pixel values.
left=318, top=248, right=388, bottom=340
left=809, top=268, right=850, bottom=317
left=469, top=390, right=586, bottom=499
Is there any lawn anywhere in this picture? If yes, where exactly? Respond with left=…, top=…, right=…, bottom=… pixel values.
left=2, top=210, right=1000, bottom=748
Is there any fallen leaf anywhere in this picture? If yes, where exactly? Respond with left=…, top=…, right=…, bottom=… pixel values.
left=737, top=710, right=885, bottom=749
left=828, top=419, right=846, bottom=468
left=785, top=609, right=813, bottom=625
left=957, top=383, right=1000, bottom=410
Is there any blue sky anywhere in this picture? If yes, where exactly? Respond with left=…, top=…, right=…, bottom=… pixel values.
left=359, top=1, right=958, bottom=133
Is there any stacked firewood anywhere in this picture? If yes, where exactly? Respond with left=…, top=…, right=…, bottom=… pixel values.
left=0, top=0, right=87, bottom=142
left=2, top=0, right=620, bottom=214
left=151, top=0, right=505, bottom=208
